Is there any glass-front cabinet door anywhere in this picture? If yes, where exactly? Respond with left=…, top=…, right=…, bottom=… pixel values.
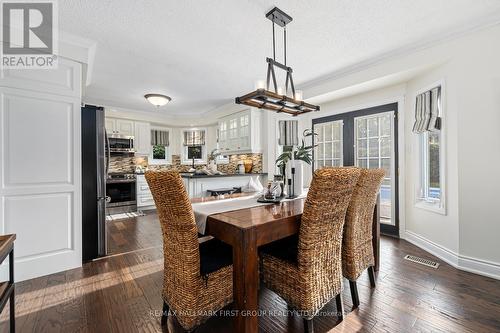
left=239, top=113, right=250, bottom=150
left=228, top=117, right=239, bottom=151
left=218, top=121, right=228, bottom=151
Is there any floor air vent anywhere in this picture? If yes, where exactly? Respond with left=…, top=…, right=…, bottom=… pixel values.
left=404, top=255, right=440, bottom=269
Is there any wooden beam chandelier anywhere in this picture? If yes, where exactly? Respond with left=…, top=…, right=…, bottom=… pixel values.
left=235, top=7, right=320, bottom=116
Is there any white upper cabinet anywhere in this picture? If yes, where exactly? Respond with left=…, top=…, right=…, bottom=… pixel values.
left=134, top=121, right=151, bottom=155
left=115, top=119, right=135, bottom=136
left=217, top=109, right=262, bottom=153
left=105, top=118, right=135, bottom=136
left=105, top=118, right=116, bottom=134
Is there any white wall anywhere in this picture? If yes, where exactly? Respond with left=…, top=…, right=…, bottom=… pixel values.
left=452, top=29, right=500, bottom=268
left=402, top=25, right=500, bottom=275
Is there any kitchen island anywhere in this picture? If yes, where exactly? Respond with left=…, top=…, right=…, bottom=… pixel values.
left=180, top=173, right=268, bottom=198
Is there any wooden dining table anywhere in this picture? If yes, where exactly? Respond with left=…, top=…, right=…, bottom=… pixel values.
left=195, top=193, right=381, bottom=333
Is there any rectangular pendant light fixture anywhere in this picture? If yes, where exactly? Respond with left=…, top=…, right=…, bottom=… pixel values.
left=235, top=7, right=320, bottom=116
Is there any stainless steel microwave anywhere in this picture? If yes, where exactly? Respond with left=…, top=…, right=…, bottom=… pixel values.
left=106, top=133, right=135, bottom=153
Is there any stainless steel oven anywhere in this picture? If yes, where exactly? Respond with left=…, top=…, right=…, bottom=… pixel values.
left=108, top=134, right=134, bottom=153
left=105, top=173, right=137, bottom=214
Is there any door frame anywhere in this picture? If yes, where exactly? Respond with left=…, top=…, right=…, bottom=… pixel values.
left=312, top=103, right=400, bottom=237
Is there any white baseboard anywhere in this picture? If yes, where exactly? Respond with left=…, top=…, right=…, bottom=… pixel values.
left=403, top=230, right=459, bottom=267
left=402, top=230, right=500, bottom=280
left=458, top=255, right=500, bottom=281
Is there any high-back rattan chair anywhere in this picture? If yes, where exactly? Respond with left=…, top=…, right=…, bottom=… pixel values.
left=145, top=171, right=233, bottom=332
left=260, top=167, right=361, bottom=333
left=342, top=168, right=385, bottom=308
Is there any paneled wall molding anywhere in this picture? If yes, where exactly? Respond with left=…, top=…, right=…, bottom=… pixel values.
left=0, top=61, right=82, bottom=281
left=403, top=230, right=500, bottom=280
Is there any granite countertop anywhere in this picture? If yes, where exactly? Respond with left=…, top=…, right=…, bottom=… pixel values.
left=180, top=172, right=268, bottom=179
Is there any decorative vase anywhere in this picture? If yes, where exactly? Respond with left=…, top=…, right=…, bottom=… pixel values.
left=244, top=160, right=253, bottom=173
left=208, top=160, right=217, bottom=172
left=287, top=160, right=304, bottom=197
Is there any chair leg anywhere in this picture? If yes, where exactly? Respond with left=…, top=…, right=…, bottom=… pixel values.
left=161, top=301, right=169, bottom=326
left=368, top=266, right=376, bottom=288
left=335, top=293, right=344, bottom=321
left=348, top=280, right=360, bottom=308
left=303, top=318, right=314, bottom=333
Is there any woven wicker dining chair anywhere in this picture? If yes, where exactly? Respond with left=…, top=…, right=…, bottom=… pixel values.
left=342, top=168, right=385, bottom=308
left=260, top=167, right=361, bottom=333
left=145, top=171, right=233, bottom=332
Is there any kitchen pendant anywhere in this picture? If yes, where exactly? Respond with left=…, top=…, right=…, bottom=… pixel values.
left=235, top=7, right=320, bottom=116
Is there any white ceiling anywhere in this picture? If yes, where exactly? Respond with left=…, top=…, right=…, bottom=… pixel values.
left=60, top=0, right=500, bottom=116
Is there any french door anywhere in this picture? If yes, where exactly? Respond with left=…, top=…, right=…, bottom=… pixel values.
left=312, top=103, right=399, bottom=236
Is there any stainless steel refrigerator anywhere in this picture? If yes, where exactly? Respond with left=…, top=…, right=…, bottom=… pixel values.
left=81, top=105, right=107, bottom=261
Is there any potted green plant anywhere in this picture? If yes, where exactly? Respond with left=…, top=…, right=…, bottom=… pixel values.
left=276, top=129, right=316, bottom=173
left=275, top=129, right=317, bottom=195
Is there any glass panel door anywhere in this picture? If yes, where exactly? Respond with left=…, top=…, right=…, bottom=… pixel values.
left=312, top=103, right=399, bottom=236
left=313, top=120, right=343, bottom=169
left=354, top=112, right=395, bottom=226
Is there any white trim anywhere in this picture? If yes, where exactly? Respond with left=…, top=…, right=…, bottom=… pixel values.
left=413, top=79, right=447, bottom=215
left=404, top=230, right=459, bottom=267
left=403, top=231, right=500, bottom=280
left=458, top=255, right=500, bottom=281
left=299, top=15, right=500, bottom=91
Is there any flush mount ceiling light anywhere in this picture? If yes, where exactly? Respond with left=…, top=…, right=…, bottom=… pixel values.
left=235, top=7, right=320, bottom=116
left=144, top=94, right=172, bottom=107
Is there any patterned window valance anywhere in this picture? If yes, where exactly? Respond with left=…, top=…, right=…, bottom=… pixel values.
left=412, top=86, right=441, bottom=133
left=278, top=120, right=299, bottom=146
left=151, top=130, right=169, bottom=146
left=183, top=130, right=205, bottom=146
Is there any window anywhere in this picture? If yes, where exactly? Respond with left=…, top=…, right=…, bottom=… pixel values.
left=419, top=131, right=441, bottom=202
left=182, top=129, right=207, bottom=164
left=415, top=84, right=444, bottom=213
left=187, top=145, right=202, bottom=159
left=149, top=128, right=170, bottom=165
left=313, top=120, right=343, bottom=169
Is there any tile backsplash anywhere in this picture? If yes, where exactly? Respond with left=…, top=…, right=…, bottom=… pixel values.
left=109, top=153, right=263, bottom=174
left=109, top=156, right=135, bottom=173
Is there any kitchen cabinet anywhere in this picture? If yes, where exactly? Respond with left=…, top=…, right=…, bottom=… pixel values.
left=134, top=122, right=151, bottom=155
left=105, top=118, right=116, bottom=134
left=136, top=175, right=155, bottom=209
left=217, top=109, right=261, bottom=153
left=182, top=174, right=267, bottom=198
left=105, top=118, right=135, bottom=136
left=116, top=119, right=135, bottom=136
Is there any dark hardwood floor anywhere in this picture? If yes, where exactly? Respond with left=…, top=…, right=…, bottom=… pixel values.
left=106, top=210, right=163, bottom=255
left=1, top=211, right=500, bottom=332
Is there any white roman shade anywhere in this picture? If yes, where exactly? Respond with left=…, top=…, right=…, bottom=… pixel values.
left=413, top=86, right=441, bottom=133
left=278, top=120, right=299, bottom=146
left=151, top=129, right=169, bottom=146
left=183, top=130, right=205, bottom=146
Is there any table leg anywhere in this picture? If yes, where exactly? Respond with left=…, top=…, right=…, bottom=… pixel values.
left=372, top=195, right=380, bottom=272
left=9, top=248, right=15, bottom=333
left=232, top=230, right=259, bottom=333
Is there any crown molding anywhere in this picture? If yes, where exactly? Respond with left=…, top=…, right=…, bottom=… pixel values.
left=299, top=12, right=500, bottom=91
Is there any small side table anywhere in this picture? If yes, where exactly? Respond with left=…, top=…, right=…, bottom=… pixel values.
left=0, top=234, right=15, bottom=332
